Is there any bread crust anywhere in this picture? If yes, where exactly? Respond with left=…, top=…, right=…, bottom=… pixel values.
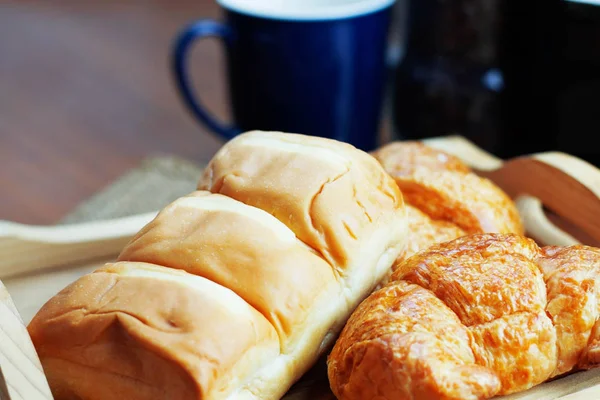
left=28, top=262, right=280, bottom=400
left=118, top=191, right=339, bottom=352
left=199, top=131, right=405, bottom=280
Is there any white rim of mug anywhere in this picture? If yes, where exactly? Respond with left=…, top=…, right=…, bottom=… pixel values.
left=217, top=0, right=396, bottom=21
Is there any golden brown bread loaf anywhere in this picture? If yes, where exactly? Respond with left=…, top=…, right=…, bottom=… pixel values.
left=327, top=233, right=600, bottom=400
left=371, top=141, right=523, bottom=264
left=28, top=131, right=407, bottom=400
left=29, top=262, right=281, bottom=400
left=198, top=131, right=404, bottom=285
left=118, top=191, right=340, bottom=354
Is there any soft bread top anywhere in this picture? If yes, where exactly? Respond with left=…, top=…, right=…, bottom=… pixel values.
left=28, top=262, right=280, bottom=400
left=118, top=191, right=341, bottom=353
left=328, top=234, right=600, bottom=400
left=28, top=131, right=407, bottom=400
left=199, top=130, right=405, bottom=280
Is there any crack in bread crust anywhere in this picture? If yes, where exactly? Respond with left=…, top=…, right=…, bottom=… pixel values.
left=307, top=168, right=350, bottom=277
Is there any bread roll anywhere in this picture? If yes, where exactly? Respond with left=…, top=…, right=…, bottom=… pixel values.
left=199, top=131, right=404, bottom=291
left=29, top=262, right=280, bottom=400
left=371, top=141, right=523, bottom=266
left=328, top=234, right=600, bottom=400
left=118, top=191, right=340, bottom=354
left=28, top=131, right=407, bottom=400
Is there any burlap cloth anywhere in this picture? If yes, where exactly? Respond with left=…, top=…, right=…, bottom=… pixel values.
left=59, top=156, right=205, bottom=224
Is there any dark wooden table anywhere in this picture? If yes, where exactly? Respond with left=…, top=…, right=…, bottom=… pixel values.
left=0, top=0, right=228, bottom=224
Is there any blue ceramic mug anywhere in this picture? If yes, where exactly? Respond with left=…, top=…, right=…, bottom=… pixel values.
left=172, top=0, right=395, bottom=151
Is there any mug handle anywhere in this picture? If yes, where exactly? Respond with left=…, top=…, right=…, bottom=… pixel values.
left=172, top=20, right=241, bottom=140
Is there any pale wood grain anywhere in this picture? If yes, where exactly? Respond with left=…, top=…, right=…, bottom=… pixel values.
left=0, top=282, right=53, bottom=400
left=0, top=212, right=156, bottom=279
left=515, top=196, right=580, bottom=247
left=497, top=368, right=600, bottom=400
left=482, top=155, right=600, bottom=247
left=557, top=385, right=600, bottom=399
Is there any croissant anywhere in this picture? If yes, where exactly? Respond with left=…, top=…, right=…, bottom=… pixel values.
left=327, top=233, right=600, bottom=400
left=371, top=141, right=524, bottom=264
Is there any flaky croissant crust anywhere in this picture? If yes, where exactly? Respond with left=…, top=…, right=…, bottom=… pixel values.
left=371, top=141, right=524, bottom=269
left=328, top=233, right=600, bottom=400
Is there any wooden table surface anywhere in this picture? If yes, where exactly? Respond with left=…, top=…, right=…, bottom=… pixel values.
left=0, top=0, right=228, bottom=224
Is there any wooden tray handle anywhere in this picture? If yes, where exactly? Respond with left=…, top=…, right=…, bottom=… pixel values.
left=0, top=212, right=157, bottom=280
left=514, top=196, right=579, bottom=247
left=0, top=281, right=53, bottom=400
left=424, top=136, right=600, bottom=247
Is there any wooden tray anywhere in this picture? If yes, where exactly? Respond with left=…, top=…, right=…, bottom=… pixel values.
left=2, top=136, right=600, bottom=400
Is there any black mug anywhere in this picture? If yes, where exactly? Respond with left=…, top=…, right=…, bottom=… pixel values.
left=391, top=0, right=596, bottom=161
